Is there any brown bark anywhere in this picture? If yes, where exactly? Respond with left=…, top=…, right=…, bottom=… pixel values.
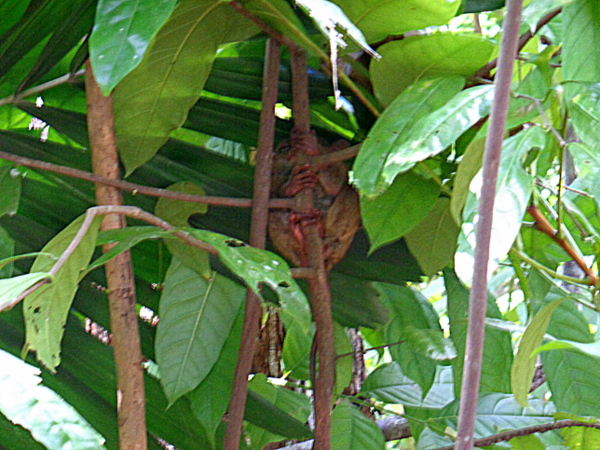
left=224, top=38, right=282, bottom=449
left=85, top=60, right=147, bottom=449
left=290, top=49, right=336, bottom=450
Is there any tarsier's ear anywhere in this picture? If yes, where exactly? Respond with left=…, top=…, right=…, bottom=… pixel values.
left=330, top=139, right=350, bottom=151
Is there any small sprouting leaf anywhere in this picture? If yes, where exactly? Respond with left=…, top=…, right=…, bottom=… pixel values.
left=156, top=258, right=244, bottom=404
left=455, top=126, right=544, bottom=285
left=0, top=350, right=106, bottom=449
left=352, top=76, right=465, bottom=197
left=24, top=214, right=102, bottom=371
left=403, top=326, right=456, bottom=361
left=512, top=300, right=563, bottom=407
left=89, top=0, right=179, bottom=94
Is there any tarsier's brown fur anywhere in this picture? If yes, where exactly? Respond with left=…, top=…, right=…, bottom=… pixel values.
left=268, top=133, right=361, bottom=270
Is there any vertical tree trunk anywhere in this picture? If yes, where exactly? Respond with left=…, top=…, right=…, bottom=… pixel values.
left=85, top=60, right=147, bottom=450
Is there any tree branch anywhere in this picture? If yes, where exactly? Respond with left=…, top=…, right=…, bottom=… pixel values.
left=86, top=61, right=147, bottom=450
left=456, top=1, right=524, bottom=448
left=225, top=38, right=282, bottom=450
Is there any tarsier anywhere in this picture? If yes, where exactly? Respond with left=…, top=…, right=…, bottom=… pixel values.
left=268, top=131, right=361, bottom=270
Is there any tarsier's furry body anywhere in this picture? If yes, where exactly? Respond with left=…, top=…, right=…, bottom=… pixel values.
left=268, top=135, right=361, bottom=270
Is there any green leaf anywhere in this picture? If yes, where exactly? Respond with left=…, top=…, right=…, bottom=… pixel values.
left=155, top=258, right=244, bottom=404
left=113, top=0, right=259, bottom=174
left=361, top=170, right=440, bottom=253
left=24, top=214, right=102, bottom=371
left=535, top=339, right=600, bottom=359
left=450, top=137, right=485, bottom=224
left=379, top=85, right=495, bottom=195
left=330, top=399, right=385, bottom=450
left=155, top=182, right=210, bottom=277
left=362, top=362, right=454, bottom=409
left=189, top=303, right=244, bottom=446
left=0, top=273, right=51, bottom=311
left=563, top=0, right=600, bottom=82
left=89, top=0, right=179, bottom=94
left=370, top=33, right=494, bottom=105
left=0, top=349, right=106, bottom=450
left=334, top=322, right=353, bottom=396
left=512, top=300, right=562, bottom=407
left=0, top=165, right=21, bottom=216
left=0, top=226, right=15, bottom=278
left=352, top=76, right=464, bottom=197
left=403, top=326, right=456, bottom=361
left=246, top=374, right=312, bottom=443
left=455, top=126, right=543, bottom=285
left=444, top=268, right=513, bottom=397
left=543, top=348, right=600, bottom=416
left=510, top=434, right=545, bottom=450
left=330, top=0, right=461, bottom=44
left=405, top=198, right=460, bottom=277
left=377, top=283, right=440, bottom=394
left=88, top=226, right=171, bottom=274
left=188, top=228, right=311, bottom=333
left=562, top=426, right=600, bottom=450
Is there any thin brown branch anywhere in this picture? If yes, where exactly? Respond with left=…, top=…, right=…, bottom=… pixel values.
left=0, top=70, right=85, bottom=107
left=435, top=420, right=600, bottom=450
left=0, top=150, right=293, bottom=209
left=475, top=8, right=562, bottom=80
left=86, top=60, right=147, bottom=450
left=225, top=38, right=282, bottom=450
left=527, top=205, right=597, bottom=285
left=335, top=339, right=404, bottom=360
left=290, top=49, right=336, bottom=450
left=456, top=2, right=525, bottom=449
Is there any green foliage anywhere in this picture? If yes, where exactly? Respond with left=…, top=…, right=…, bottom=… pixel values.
left=2, top=1, right=600, bottom=449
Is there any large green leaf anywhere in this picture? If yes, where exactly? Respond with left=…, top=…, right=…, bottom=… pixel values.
left=562, top=0, right=600, bottom=82
left=24, top=214, right=102, bottom=371
left=113, top=0, right=259, bottom=174
left=370, top=33, right=494, bottom=105
left=0, top=165, right=21, bottom=216
left=188, top=228, right=311, bottom=333
left=405, top=198, right=460, bottom=277
left=444, top=268, right=513, bottom=397
left=352, top=76, right=464, bottom=197
left=374, top=85, right=495, bottom=197
left=330, top=399, right=386, bottom=450
left=455, top=126, right=543, bottom=285
left=246, top=373, right=312, bottom=446
left=89, top=0, right=179, bottom=94
left=188, top=303, right=244, bottom=447
left=155, top=257, right=244, bottom=404
left=361, top=170, right=440, bottom=253
left=362, top=362, right=454, bottom=409
left=511, top=300, right=562, bottom=407
left=0, top=272, right=52, bottom=311
left=376, top=283, right=441, bottom=395
left=0, top=349, right=106, bottom=450
left=330, top=0, right=460, bottom=43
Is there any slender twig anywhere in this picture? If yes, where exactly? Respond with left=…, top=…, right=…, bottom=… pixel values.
left=455, top=2, right=524, bottom=449
left=526, top=205, right=597, bottom=285
left=0, top=150, right=295, bottom=209
left=229, top=0, right=381, bottom=117
left=224, top=39, right=282, bottom=450
left=435, top=420, right=600, bottom=450
left=335, top=340, right=404, bottom=359
left=0, top=70, right=85, bottom=107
